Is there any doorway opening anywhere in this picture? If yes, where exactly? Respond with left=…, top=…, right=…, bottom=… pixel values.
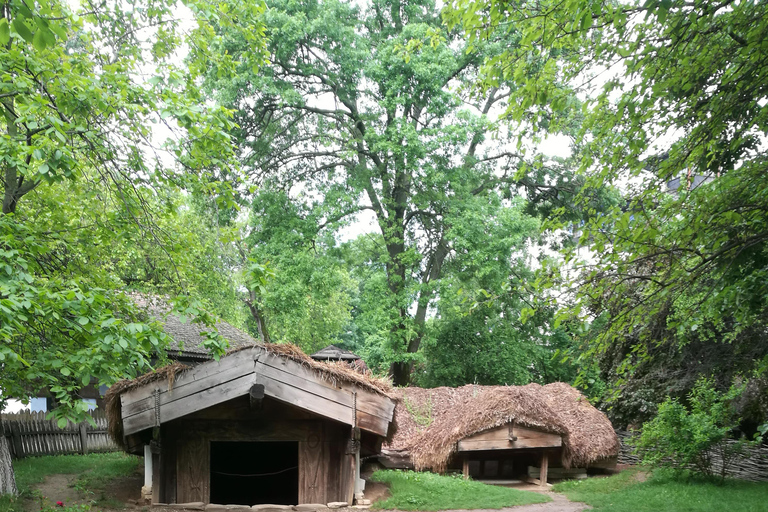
left=210, top=441, right=299, bottom=505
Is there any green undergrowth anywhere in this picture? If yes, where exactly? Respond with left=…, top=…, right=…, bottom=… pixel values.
left=0, top=452, right=141, bottom=512
left=554, top=468, right=768, bottom=512
left=370, top=470, right=550, bottom=510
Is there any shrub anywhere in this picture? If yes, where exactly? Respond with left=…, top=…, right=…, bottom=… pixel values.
left=634, top=377, right=760, bottom=479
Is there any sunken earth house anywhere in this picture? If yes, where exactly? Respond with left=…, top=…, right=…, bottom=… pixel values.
left=382, top=383, right=620, bottom=485
left=105, top=344, right=396, bottom=508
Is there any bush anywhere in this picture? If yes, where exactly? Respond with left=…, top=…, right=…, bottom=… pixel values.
left=634, top=378, right=759, bottom=479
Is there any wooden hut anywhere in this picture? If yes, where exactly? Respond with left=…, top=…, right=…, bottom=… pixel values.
left=383, top=383, right=619, bottom=485
left=106, top=344, right=396, bottom=507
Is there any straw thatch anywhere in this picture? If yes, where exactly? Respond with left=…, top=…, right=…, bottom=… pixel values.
left=386, top=383, right=619, bottom=472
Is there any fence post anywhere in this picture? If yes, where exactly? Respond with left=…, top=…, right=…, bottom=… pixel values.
left=78, top=422, right=88, bottom=455
left=9, top=422, right=23, bottom=459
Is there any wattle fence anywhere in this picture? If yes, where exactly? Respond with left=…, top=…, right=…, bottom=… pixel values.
left=0, top=410, right=119, bottom=459
left=616, top=430, right=768, bottom=482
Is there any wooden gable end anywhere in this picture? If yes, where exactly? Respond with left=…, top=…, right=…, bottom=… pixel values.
left=457, top=422, right=562, bottom=452
left=119, top=347, right=395, bottom=437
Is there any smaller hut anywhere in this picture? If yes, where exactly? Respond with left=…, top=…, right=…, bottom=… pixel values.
left=106, top=344, right=396, bottom=507
left=383, top=383, right=619, bottom=485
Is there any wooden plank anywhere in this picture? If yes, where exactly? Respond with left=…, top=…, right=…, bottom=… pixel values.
left=176, top=436, right=208, bottom=503
left=254, top=360, right=354, bottom=409
left=355, top=410, right=390, bottom=438
left=123, top=373, right=256, bottom=435
left=528, top=466, right=587, bottom=480
left=162, top=436, right=177, bottom=504
left=539, top=453, right=548, bottom=486
left=299, top=423, right=327, bottom=504
left=121, top=349, right=257, bottom=417
left=463, top=458, right=469, bottom=480
left=458, top=425, right=561, bottom=451
left=253, top=374, right=353, bottom=427
left=258, top=354, right=395, bottom=424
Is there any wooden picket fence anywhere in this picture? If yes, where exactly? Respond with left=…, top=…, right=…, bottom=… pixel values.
left=0, top=410, right=119, bottom=459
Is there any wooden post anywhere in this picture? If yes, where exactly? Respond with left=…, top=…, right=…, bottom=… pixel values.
left=539, top=452, right=548, bottom=487
left=462, top=458, right=469, bottom=480
left=78, top=423, right=88, bottom=454
left=9, top=422, right=23, bottom=459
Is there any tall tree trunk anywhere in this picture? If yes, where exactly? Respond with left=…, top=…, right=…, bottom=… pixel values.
left=0, top=421, right=17, bottom=496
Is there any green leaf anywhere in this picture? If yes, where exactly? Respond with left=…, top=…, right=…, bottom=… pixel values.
left=12, top=18, right=34, bottom=43
left=0, top=19, right=9, bottom=45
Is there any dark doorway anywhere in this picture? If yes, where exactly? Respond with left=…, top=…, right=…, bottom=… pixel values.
left=210, top=441, right=299, bottom=505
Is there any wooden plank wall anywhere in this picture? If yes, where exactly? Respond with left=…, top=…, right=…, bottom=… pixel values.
left=120, top=347, right=395, bottom=438
left=0, top=410, right=118, bottom=458
left=159, top=398, right=354, bottom=505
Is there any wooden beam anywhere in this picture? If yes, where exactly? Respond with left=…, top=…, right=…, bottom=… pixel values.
left=462, top=458, right=469, bottom=480
left=539, top=452, right=549, bottom=487
left=249, top=383, right=265, bottom=410
left=458, top=424, right=562, bottom=451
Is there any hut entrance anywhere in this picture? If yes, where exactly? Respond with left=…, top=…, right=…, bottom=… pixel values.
left=210, top=441, right=299, bottom=505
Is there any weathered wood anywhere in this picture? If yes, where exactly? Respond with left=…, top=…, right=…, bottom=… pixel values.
left=121, top=349, right=257, bottom=417
left=458, top=424, right=562, bottom=451
left=299, top=423, right=327, bottom=504
left=253, top=375, right=352, bottom=426
left=122, top=347, right=395, bottom=438
left=539, top=453, right=549, bottom=486
left=161, top=430, right=177, bottom=504
left=9, top=423, right=22, bottom=459
left=462, top=458, right=469, bottom=480
left=176, top=436, right=207, bottom=503
left=528, top=466, right=587, bottom=480
left=79, top=423, right=88, bottom=454
left=153, top=450, right=162, bottom=504
left=250, top=384, right=265, bottom=410
left=123, top=373, right=256, bottom=435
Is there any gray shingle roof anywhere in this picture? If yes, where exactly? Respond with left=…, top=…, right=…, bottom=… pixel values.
left=131, top=293, right=257, bottom=360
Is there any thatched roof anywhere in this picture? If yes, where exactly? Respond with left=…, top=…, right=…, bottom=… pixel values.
left=385, top=383, right=619, bottom=472
left=105, top=343, right=395, bottom=448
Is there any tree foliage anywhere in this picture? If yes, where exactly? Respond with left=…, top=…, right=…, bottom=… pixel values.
left=206, top=0, right=577, bottom=384
left=0, top=0, right=267, bottom=428
left=446, top=0, right=768, bottom=416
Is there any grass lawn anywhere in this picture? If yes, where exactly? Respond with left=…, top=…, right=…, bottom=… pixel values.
left=554, top=468, right=768, bottom=512
left=370, top=470, right=550, bottom=510
left=0, top=452, right=141, bottom=512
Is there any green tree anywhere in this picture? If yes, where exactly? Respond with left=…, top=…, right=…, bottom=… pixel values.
left=446, top=0, right=768, bottom=410
left=0, top=0, right=267, bottom=493
left=241, top=188, right=354, bottom=353
left=206, top=0, right=576, bottom=385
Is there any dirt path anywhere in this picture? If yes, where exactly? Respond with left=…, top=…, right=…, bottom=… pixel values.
left=500, top=491, right=589, bottom=512
left=26, top=473, right=144, bottom=512
left=26, top=474, right=85, bottom=511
